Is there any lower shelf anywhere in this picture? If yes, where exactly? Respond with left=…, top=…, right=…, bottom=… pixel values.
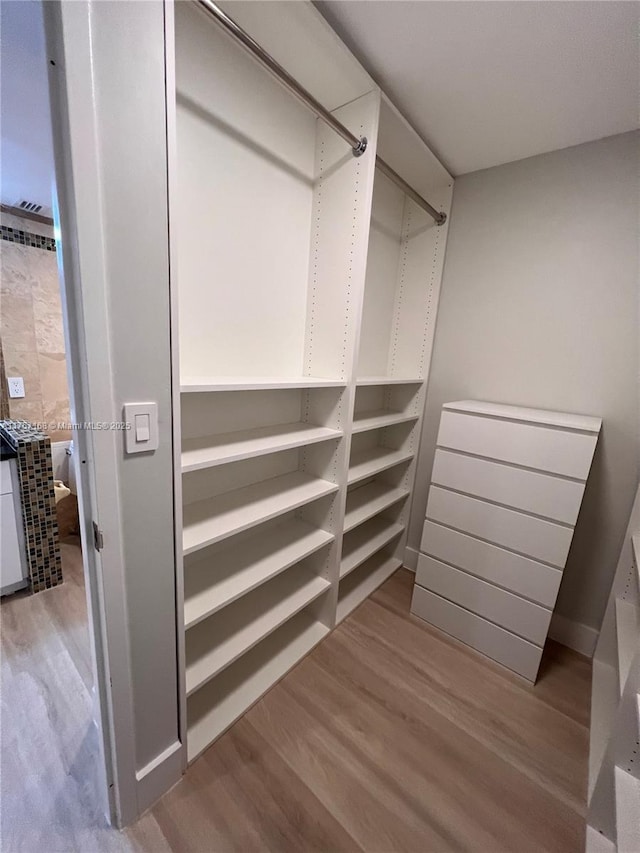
left=183, top=471, right=338, bottom=555
left=187, top=609, right=329, bottom=762
left=340, top=518, right=404, bottom=579
left=615, top=597, right=638, bottom=694
left=337, top=551, right=402, bottom=623
left=615, top=766, right=640, bottom=853
left=589, top=658, right=620, bottom=797
left=344, top=482, right=410, bottom=533
left=585, top=826, right=616, bottom=853
left=186, top=568, right=330, bottom=696
left=184, top=518, right=333, bottom=629
left=347, top=446, right=413, bottom=486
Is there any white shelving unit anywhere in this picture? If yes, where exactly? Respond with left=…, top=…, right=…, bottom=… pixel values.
left=167, top=0, right=453, bottom=764
left=587, top=485, right=640, bottom=851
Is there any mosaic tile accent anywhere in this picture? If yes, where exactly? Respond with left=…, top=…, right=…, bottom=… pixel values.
left=1, top=225, right=56, bottom=253
left=0, top=419, right=63, bottom=593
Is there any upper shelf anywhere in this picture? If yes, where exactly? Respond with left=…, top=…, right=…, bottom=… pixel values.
left=348, top=446, right=414, bottom=486
left=344, top=481, right=410, bottom=533
left=181, top=377, right=347, bottom=392
left=352, top=410, right=418, bottom=434
left=183, top=471, right=339, bottom=556
left=356, top=377, right=424, bottom=387
left=182, top=423, right=342, bottom=472
left=615, top=597, right=638, bottom=695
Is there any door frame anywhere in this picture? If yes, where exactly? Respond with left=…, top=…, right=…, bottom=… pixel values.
left=44, top=1, right=139, bottom=828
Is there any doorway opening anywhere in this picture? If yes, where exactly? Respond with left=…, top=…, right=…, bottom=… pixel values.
left=0, top=0, right=112, bottom=843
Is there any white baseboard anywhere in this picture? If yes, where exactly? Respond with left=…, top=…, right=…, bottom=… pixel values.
left=135, top=739, right=183, bottom=816
left=403, top=546, right=419, bottom=571
left=549, top=612, right=598, bottom=658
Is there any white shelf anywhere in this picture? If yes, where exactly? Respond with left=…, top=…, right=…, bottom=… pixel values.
left=351, top=409, right=418, bottom=434
left=185, top=566, right=329, bottom=696
left=356, top=376, right=423, bottom=386
left=184, top=519, right=334, bottom=629
left=344, top=482, right=410, bottom=533
left=337, top=552, right=402, bottom=623
left=181, top=377, right=347, bottom=392
left=589, top=658, right=620, bottom=794
left=187, top=610, right=328, bottom=762
left=182, top=423, right=341, bottom=472
left=585, top=826, right=616, bottom=853
left=347, top=446, right=414, bottom=485
left=340, top=518, right=404, bottom=579
left=615, top=766, right=640, bottom=853
left=616, top=597, right=639, bottom=694
left=183, top=471, right=338, bottom=556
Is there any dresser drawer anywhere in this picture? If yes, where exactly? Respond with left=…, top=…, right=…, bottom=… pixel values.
left=411, top=585, right=542, bottom=681
left=420, top=521, right=562, bottom=607
left=431, top=449, right=584, bottom=525
left=426, top=486, right=572, bottom=568
left=416, top=554, right=551, bottom=645
left=436, top=410, right=598, bottom=480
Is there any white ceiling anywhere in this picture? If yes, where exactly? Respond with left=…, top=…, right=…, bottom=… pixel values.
left=0, top=0, right=54, bottom=214
left=0, top=1, right=637, bottom=207
left=317, top=1, right=640, bottom=175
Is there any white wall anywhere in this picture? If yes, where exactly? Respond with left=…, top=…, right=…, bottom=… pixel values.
left=409, top=131, right=639, bottom=635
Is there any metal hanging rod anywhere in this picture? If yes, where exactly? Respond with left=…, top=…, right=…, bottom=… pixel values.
left=195, top=0, right=447, bottom=226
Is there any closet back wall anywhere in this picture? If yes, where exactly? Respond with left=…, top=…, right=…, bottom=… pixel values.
left=409, top=131, right=639, bottom=642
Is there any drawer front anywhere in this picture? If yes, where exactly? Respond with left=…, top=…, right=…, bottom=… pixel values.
left=411, top=584, right=542, bottom=682
left=436, top=410, right=598, bottom=480
left=420, top=520, right=562, bottom=607
left=416, top=554, right=551, bottom=645
left=0, top=460, right=15, bottom=496
left=426, top=486, right=572, bottom=568
left=431, top=449, right=584, bottom=525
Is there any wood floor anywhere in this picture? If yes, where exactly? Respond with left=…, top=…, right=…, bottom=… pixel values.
left=1, top=543, right=591, bottom=853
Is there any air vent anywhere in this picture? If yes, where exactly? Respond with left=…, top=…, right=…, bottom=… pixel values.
left=16, top=199, right=43, bottom=214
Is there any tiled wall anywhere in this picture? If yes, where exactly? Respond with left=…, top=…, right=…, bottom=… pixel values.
left=0, top=419, right=63, bottom=593
left=0, top=212, right=71, bottom=442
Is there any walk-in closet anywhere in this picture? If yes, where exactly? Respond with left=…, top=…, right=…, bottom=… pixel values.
left=31, top=0, right=638, bottom=844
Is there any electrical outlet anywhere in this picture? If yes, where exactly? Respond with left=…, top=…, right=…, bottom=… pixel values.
left=7, top=377, right=25, bottom=399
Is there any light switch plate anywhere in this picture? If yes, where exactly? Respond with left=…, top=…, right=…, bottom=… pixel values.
left=7, top=377, right=25, bottom=399
left=123, top=402, right=159, bottom=454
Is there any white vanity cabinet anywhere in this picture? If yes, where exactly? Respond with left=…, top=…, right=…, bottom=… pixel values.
left=1, top=458, right=29, bottom=595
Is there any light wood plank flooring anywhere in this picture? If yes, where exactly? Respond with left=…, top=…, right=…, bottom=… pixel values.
left=1, top=542, right=591, bottom=852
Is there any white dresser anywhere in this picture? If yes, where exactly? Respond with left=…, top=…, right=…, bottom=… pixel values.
left=411, top=400, right=601, bottom=681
